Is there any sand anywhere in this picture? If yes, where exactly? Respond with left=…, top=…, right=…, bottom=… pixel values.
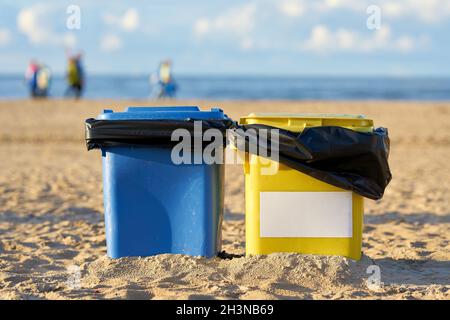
left=0, top=99, right=448, bottom=300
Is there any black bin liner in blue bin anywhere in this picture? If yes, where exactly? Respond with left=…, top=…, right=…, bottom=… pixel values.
left=85, top=118, right=233, bottom=150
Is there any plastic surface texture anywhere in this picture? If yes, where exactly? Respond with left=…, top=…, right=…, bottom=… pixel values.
left=102, top=146, right=224, bottom=258
left=92, top=106, right=226, bottom=258
left=238, top=114, right=388, bottom=260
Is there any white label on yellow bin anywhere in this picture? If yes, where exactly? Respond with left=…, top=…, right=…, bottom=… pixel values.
left=260, top=192, right=353, bottom=238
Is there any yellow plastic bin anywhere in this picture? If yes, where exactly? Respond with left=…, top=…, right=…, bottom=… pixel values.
left=241, top=113, right=374, bottom=260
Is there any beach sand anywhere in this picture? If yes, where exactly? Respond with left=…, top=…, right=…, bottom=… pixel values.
left=0, top=99, right=449, bottom=300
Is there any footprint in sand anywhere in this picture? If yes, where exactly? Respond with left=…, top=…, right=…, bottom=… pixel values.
left=410, top=241, right=427, bottom=249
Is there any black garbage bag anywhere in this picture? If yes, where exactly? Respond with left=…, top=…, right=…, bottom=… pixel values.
left=230, top=124, right=391, bottom=200
left=85, top=118, right=234, bottom=150
left=85, top=117, right=391, bottom=200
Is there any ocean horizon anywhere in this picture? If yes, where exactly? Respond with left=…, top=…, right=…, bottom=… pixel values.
left=1, top=74, right=450, bottom=101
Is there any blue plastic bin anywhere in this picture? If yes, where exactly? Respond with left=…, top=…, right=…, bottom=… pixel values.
left=97, top=106, right=226, bottom=258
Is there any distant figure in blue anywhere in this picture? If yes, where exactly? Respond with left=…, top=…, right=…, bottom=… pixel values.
left=25, top=60, right=51, bottom=98
left=65, top=52, right=85, bottom=99
left=149, top=59, right=177, bottom=99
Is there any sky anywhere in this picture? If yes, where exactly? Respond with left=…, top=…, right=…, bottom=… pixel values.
left=0, top=0, right=449, bottom=76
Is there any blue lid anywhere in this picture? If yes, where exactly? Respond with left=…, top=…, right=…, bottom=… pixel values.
left=97, top=106, right=226, bottom=120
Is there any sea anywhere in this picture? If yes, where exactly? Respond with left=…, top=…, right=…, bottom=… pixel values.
left=1, top=74, right=450, bottom=101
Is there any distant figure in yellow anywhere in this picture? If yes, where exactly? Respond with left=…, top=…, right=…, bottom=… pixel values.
left=159, top=60, right=172, bottom=84
left=65, top=52, right=84, bottom=99
left=149, top=59, right=177, bottom=98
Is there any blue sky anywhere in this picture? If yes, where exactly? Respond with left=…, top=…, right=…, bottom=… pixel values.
left=0, top=0, right=449, bottom=76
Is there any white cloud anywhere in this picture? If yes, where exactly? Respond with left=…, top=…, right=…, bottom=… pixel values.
left=370, top=25, right=391, bottom=48
left=17, top=4, right=77, bottom=47
left=194, top=18, right=210, bottom=36
left=0, top=28, right=11, bottom=46
left=395, top=36, right=414, bottom=52
left=381, top=0, right=450, bottom=23
left=121, top=9, right=139, bottom=31
left=194, top=3, right=257, bottom=37
left=312, top=0, right=450, bottom=23
left=315, top=0, right=366, bottom=12
left=302, top=24, right=424, bottom=53
left=100, top=34, right=122, bottom=52
left=335, top=29, right=355, bottom=49
left=303, top=25, right=333, bottom=51
left=279, top=0, right=305, bottom=17
left=17, top=4, right=48, bottom=44
left=103, top=8, right=140, bottom=32
left=63, top=33, right=77, bottom=48
left=191, top=0, right=438, bottom=54
left=382, top=2, right=404, bottom=17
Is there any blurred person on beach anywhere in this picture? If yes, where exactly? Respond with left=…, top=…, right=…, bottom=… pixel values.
left=24, top=60, right=39, bottom=98
left=24, top=60, right=51, bottom=98
left=149, top=59, right=177, bottom=99
left=65, top=52, right=84, bottom=99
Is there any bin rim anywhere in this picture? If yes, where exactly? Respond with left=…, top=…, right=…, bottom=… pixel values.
left=239, top=113, right=373, bottom=130
left=241, top=113, right=368, bottom=121
left=97, top=106, right=226, bottom=121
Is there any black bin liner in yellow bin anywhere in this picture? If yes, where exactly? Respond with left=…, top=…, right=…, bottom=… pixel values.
left=229, top=124, right=391, bottom=200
